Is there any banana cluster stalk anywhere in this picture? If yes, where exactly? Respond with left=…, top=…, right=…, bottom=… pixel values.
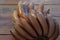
left=10, top=2, right=59, bottom=40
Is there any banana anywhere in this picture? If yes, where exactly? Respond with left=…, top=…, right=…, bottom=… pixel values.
left=10, top=29, right=25, bottom=40
left=11, top=2, right=59, bottom=40
left=29, top=9, right=36, bottom=18
left=18, top=2, right=25, bottom=19
left=18, top=2, right=22, bottom=14
left=28, top=14, right=42, bottom=36
left=19, top=18, right=37, bottom=37
left=12, top=10, right=19, bottom=24
left=36, top=13, right=48, bottom=36
left=18, top=3, right=29, bottom=22
left=49, top=21, right=59, bottom=40
left=13, top=22, right=33, bottom=40
left=13, top=11, right=18, bottom=20
left=46, top=15, right=55, bottom=38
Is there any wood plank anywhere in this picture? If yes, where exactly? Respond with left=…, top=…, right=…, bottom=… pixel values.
left=30, top=0, right=44, bottom=4
left=0, top=28, right=11, bottom=34
left=0, top=5, right=17, bottom=14
left=0, top=20, right=11, bottom=24
left=0, top=0, right=19, bottom=4
left=0, top=5, right=17, bottom=28
left=44, top=5, right=60, bottom=16
left=30, top=0, right=60, bottom=4
left=45, top=0, right=60, bottom=4
left=0, top=35, right=15, bottom=40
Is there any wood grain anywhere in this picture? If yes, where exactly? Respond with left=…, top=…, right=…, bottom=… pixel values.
left=0, top=28, right=11, bottom=34
left=0, top=0, right=19, bottom=4
left=44, top=5, right=60, bottom=16
left=0, top=35, right=15, bottom=40
left=44, top=0, right=60, bottom=4
left=0, top=28, right=15, bottom=40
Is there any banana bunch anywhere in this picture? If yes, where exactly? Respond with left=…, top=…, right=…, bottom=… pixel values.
left=10, top=3, right=59, bottom=40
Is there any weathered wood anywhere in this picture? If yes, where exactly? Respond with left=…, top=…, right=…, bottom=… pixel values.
left=0, top=28, right=11, bottom=34
left=44, top=5, right=60, bottom=16
left=0, top=0, right=19, bottom=4
left=0, top=5, right=17, bottom=14
left=44, top=0, right=60, bottom=4
left=0, top=35, right=15, bottom=40
left=0, top=28, right=15, bottom=40
left=0, top=0, right=60, bottom=5
left=0, top=5, right=17, bottom=28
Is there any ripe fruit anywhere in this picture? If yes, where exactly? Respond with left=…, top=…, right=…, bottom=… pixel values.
left=11, top=3, right=59, bottom=40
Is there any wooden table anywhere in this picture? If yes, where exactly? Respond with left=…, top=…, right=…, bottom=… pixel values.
left=0, top=28, right=15, bottom=40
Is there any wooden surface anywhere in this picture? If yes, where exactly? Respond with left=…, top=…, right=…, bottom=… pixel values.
left=0, top=0, right=18, bottom=4
left=0, top=35, right=15, bottom=40
left=0, top=28, right=15, bottom=40
left=0, top=0, right=60, bottom=40
left=0, top=28, right=59, bottom=40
